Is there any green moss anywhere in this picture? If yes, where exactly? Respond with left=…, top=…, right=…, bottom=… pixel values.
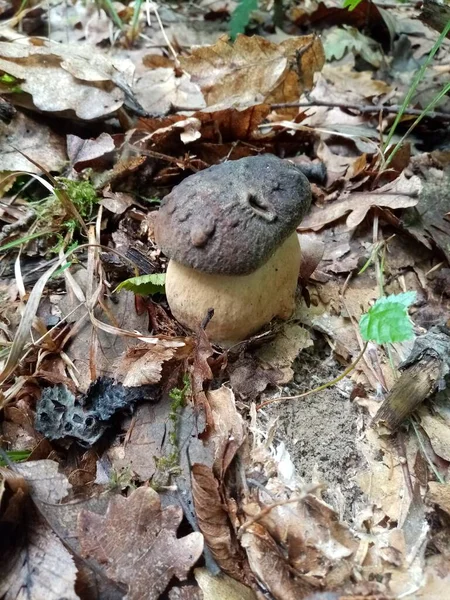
left=151, top=375, right=191, bottom=491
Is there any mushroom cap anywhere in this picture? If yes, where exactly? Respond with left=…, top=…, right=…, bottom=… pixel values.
left=154, top=154, right=311, bottom=275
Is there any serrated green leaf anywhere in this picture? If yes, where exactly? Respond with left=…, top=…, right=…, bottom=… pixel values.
left=116, top=273, right=166, bottom=296
left=359, top=292, right=416, bottom=344
left=230, top=0, right=258, bottom=40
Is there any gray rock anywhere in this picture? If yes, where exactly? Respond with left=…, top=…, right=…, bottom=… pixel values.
left=155, top=154, right=311, bottom=275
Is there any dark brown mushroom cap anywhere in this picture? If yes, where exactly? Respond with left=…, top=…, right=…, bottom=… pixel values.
left=154, top=154, right=311, bottom=275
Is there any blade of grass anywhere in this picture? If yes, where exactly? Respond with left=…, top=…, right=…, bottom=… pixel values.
left=0, top=231, right=50, bottom=252
left=382, top=20, right=450, bottom=158
left=0, top=249, right=74, bottom=388
left=385, top=80, right=450, bottom=169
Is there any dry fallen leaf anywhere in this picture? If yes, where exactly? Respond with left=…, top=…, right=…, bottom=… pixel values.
left=241, top=523, right=313, bottom=600
left=180, top=34, right=325, bottom=111
left=116, top=343, right=182, bottom=387
left=78, top=486, right=203, bottom=600
left=134, top=68, right=206, bottom=116
left=0, top=515, right=80, bottom=600
left=0, top=111, right=67, bottom=173
left=191, top=463, right=245, bottom=581
left=0, top=38, right=134, bottom=119
left=205, top=387, right=245, bottom=477
left=67, top=132, right=115, bottom=171
left=256, top=323, right=313, bottom=384
left=300, top=173, right=421, bottom=231
left=194, top=567, right=257, bottom=600
left=427, top=482, right=450, bottom=515
left=15, top=459, right=72, bottom=504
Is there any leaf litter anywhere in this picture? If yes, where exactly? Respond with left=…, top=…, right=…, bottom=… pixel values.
left=1, top=0, right=450, bottom=599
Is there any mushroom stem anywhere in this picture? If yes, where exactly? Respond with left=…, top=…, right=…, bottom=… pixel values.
left=165, top=232, right=301, bottom=346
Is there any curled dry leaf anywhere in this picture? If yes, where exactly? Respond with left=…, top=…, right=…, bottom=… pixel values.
left=67, top=132, right=115, bottom=170
left=300, top=174, right=421, bottom=231
left=180, top=34, right=325, bottom=111
left=241, top=523, right=313, bottom=600
left=0, top=38, right=134, bottom=119
left=78, top=486, right=204, bottom=600
left=191, top=463, right=246, bottom=582
left=205, top=387, right=245, bottom=477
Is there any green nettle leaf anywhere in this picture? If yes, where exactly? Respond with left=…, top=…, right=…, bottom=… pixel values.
left=359, top=292, right=417, bottom=344
left=116, top=273, right=166, bottom=296
left=230, top=0, right=258, bottom=39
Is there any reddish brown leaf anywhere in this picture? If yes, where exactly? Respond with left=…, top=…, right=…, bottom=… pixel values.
left=78, top=487, right=203, bottom=600
left=191, top=463, right=246, bottom=582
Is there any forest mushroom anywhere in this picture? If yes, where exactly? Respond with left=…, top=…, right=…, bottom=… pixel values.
left=154, top=154, right=311, bottom=345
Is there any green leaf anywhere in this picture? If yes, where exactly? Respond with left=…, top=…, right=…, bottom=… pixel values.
left=0, top=449, right=31, bottom=466
left=359, top=292, right=416, bottom=344
left=324, top=26, right=382, bottom=67
left=116, top=273, right=166, bottom=296
left=343, top=0, right=363, bottom=10
left=230, top=0, right=258, bottom=40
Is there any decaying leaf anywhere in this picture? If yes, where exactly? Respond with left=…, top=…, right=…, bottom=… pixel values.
left=191, top=463, right=245, bottom=581
left=194, top=567, right=257, bottom=600
left=0, top=38, right=134, bottom=119
left=427, top=482, right=450, bottom=515
left=134, top=68, right=206, bottom=116
left=0, top=111, right=67, bottom=173
left=241, top=523, right=313, bottom=600
left=205, top=387, right=245, bottom=477
left=256, top=323, right=313, bottom=384
left=180, top=34, right=325, bottom=110
left=67, top=132, right=115, bottom=170
left=15, top=459, right=72, bottom=503
left=300, top=174, right=421, bottom=231
left=0, top=515, right=80, bottom=600
left=78, top=486, right=204, bottom=600
left=116, top=343, right=183, bottom=387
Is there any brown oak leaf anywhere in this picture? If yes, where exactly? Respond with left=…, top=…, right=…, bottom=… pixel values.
left=78, top=487, right=204, bottom=600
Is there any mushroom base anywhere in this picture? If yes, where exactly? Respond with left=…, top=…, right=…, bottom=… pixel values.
left=165, top=232, right=301, bottom=346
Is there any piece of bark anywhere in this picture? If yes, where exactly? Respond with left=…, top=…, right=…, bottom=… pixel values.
left=420, top=0, right=450, bottom=36
left=372, top=325, right=450, bottom=431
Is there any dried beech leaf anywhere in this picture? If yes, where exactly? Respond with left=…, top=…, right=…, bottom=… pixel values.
left=78, top=486, right=203, bottom=600
left=191, top=463, right=245, bottom=581
left=300, top=174, right=421, bottom=231
left=180, top=34, right=325, bottom=110
left=0, top=38, right=133, bottom=119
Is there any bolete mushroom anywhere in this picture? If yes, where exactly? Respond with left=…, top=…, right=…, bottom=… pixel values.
left=155, top=154, right=311, bottom=345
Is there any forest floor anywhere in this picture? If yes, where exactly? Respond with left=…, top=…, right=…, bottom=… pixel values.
left=1, top=1, right=450, bottom=599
